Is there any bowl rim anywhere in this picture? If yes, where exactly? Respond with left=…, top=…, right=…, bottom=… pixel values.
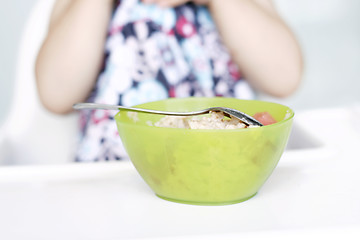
left=114, top=97, right=294, bottom=132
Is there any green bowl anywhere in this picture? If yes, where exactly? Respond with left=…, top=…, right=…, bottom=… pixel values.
left=115, top=97, right=294, bottom=205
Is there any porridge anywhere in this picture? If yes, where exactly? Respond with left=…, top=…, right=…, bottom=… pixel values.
left=154, top=111, right=255, bottom=130
left=128, top=110, right=277, bottom=129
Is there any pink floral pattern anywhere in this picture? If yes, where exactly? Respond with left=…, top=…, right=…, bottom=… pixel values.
left=75, top=0, right=255, bottom=162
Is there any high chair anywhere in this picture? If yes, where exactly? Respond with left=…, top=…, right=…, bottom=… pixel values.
left=0, top=0, right=78, bottom=165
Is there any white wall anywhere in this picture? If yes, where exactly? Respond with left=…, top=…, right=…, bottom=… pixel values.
left=0, top=0, right=360, bottom=125
left=268, top=0, right=360, bottom=110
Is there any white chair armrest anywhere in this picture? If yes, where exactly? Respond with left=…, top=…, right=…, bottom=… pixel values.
left=0, top=126, right=8, bottom=164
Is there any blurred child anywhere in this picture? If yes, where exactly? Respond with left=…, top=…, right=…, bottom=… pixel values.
left=35, top=0, right=302, bottom=161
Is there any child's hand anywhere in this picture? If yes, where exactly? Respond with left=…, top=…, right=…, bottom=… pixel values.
left=142, top=0, right=211, bottom=8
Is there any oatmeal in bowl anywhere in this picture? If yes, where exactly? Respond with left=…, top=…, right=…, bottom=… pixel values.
left=154, top=111, right=250, bottom=130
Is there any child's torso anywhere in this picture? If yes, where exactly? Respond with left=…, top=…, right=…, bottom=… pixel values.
left=76, top=0, right=255, bottom=162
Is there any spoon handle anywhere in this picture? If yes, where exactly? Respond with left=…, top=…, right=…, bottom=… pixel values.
left=73, top=103, right=125, bottom=111
left=72, top=103, right=207, bottom=116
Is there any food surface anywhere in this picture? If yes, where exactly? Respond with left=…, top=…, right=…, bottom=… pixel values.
left=154, top=111, right=277, bottom=129
left=154, top=111, right=249, bottom=129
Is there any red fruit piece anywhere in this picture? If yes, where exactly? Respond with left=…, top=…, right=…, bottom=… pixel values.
left=253, top=112, right=277, bottom=126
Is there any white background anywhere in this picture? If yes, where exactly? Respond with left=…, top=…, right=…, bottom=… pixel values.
left=1, top=0, right=360, bottom=125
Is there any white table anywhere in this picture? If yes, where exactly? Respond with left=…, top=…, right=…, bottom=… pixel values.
left=1, top=107, right=360, bottom=240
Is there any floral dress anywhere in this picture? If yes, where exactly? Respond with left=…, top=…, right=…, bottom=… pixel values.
left=75, top=0, right=255, bottom=162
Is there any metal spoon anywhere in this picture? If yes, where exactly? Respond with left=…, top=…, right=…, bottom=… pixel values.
left=73, top=103, right=263, bottom=127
